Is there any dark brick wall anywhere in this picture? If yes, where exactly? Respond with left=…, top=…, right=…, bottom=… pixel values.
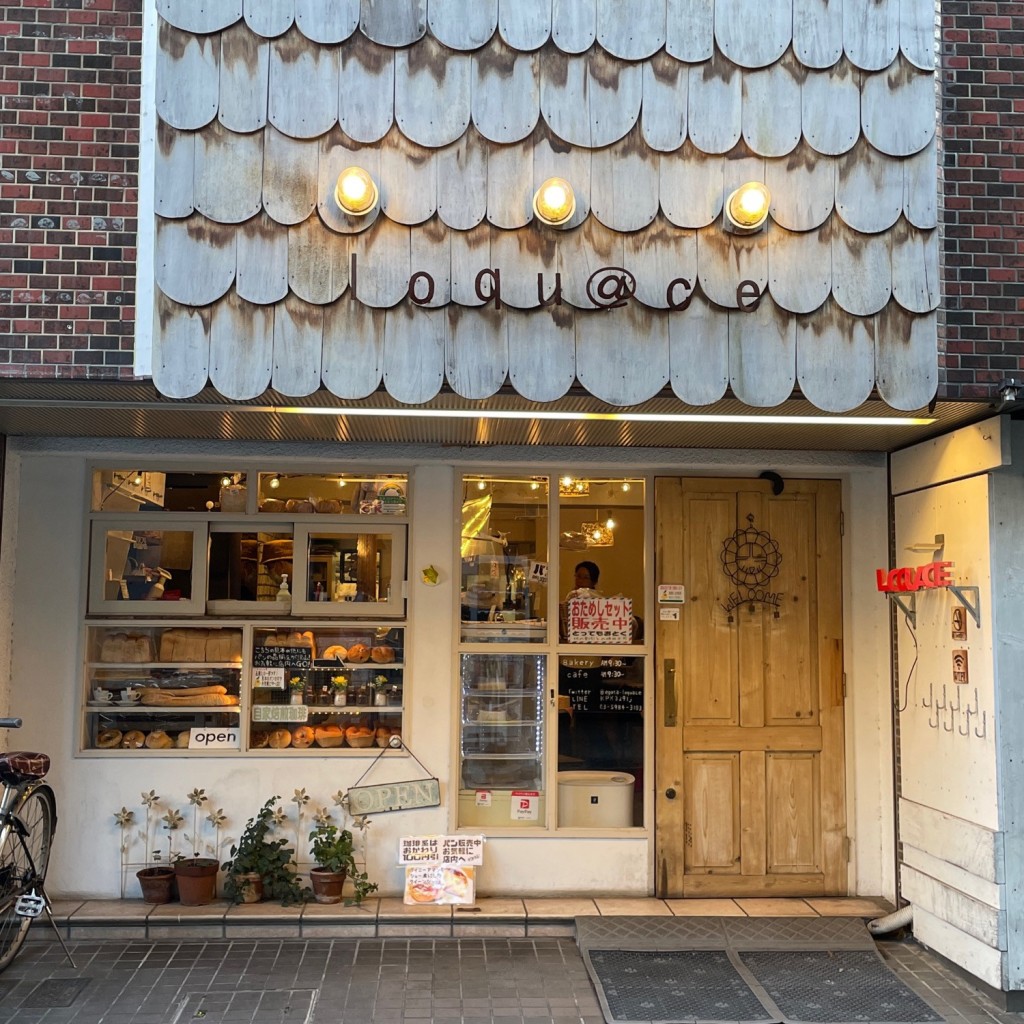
left=0, top=0, right=141, bottom=378
left=940, top=1, right=1024, bottom=400
left=0, top=2, right=1019, bottom=396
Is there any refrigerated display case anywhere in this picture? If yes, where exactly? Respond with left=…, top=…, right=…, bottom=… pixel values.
left=458, top=652, right=546, bottom=827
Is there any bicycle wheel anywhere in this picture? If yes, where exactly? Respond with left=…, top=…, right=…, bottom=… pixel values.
left=0, top=784, right=56, bottom=972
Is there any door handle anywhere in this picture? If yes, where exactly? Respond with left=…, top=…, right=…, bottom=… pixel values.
left=665, top=787, right=677, bottom=800
left=664, top=658, right=677, bottom=727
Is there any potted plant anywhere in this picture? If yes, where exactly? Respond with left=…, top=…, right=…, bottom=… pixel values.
left=222, top=796, right=306, bottom=905
left=372, top=674, right=389, bottom=706
left=308, top=823, right=378, bottom=905
left=173, top=789, right=220, bottom=906
left=330, top=673, right=348, bottom=706
left=288, top=675, right=305, bottom=705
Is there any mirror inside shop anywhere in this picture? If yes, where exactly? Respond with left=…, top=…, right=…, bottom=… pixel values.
left=459, top=475, right=646, bottom=828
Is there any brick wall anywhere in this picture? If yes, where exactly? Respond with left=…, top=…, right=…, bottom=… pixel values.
left=0, top=0, right=141, bottom=378
left=0, top=3, right=1019, bottom=396
left=940, top=1, right=1024, bottom=400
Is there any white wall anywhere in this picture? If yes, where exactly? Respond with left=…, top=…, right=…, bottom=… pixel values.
left=890, top=416, right=1010, bottom=990
left=1, top=437, right=893, bottom=901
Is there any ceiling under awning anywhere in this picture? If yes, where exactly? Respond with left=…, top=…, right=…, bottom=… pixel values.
left=0, top=381, right=997, bottom=454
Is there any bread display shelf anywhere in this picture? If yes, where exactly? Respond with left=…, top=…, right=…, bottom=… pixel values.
left=88, top=662, right=243, bottom=670
left=468, top=689, right=536, bottom=698
left=463, top=720, right=536, bottom=727
left=251, top=707, right=403, bottom=718
left=86, top=706, right=241, bottom=715
left=462, top=752, right=541, bottom=761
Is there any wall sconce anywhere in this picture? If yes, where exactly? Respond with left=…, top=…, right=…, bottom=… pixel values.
left=724, top=181, right=771, bottom=234
left=533, top=177, right=576, bottom=227
left=334, top=166, right=378, bottom=217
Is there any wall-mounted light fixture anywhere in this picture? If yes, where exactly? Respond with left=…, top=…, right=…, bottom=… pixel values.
left=533, top=177, right=576, bottom=227
left=724, top=181, right=771, bottom=234
left=334, top=166, right=378, bottom=217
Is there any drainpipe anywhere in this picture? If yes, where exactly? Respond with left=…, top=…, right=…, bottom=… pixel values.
left=867, top=904, right=913, bottom=935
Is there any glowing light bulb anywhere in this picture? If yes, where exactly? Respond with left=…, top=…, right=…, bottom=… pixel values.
left=533, top=177, right=576, bottom=226
left=334, top=166, right=378, bottom=216
left=269, top=476, right=280, bottom=490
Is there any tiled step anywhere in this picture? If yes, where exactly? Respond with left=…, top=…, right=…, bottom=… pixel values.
left=33, top=896, right=893, bottom=942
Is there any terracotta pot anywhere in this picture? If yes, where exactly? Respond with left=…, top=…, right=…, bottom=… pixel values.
left=309, top=867, right=347, bottom=904
left=174, top=858, right=219, bottom=906
left=136, top=866, right=175, bottom=905
left=236, top=872, right=264, bottom=904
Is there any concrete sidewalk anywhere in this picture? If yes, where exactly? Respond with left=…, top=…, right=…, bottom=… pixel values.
left=0, top=899, right=1016, bottom=1024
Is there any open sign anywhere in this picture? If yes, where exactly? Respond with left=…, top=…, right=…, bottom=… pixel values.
left=188, top=728, right=240, bottom=750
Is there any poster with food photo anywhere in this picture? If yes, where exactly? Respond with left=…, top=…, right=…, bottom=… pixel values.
left=403, top=865, right=475, bottom=906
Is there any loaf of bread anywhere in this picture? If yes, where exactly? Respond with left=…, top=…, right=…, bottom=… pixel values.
left=315, top=724, right=345, bottom=747
left=205, top=629, right=242, bottom=662
left=268, top=728, right=291, bottom=748
left=259, top=498, right=286, bottom=513
left=347, top=643, right=370, bottom=663
left=371, top=645, right=395, bottom=663
left=158, top=628, right=209, bottom=662
left=292, top=726, right=315, bottom=748
left=100, top=632, right=156, bottom=663
left=315, top=498, right=342, bottom=514
left=285, top=499, right=314, bottom=513
left=145, top=730, right=174, bottom=749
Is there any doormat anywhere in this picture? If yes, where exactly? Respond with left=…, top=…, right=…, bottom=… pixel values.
left=738, top=949, right=945, bottom=1024
left=20, top=977, right=91, bottom=1008
left=585, top=948, right=775, bottom=1024
left=576, top=918, right=944, bottom=1024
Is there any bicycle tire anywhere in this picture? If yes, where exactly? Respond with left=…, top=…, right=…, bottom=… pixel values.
left=0, top=783, right=56, bottom=972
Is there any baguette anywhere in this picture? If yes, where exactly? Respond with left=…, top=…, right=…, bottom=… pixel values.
left=141, top=692, right=238, bottom=707
left=149, top=685, right=227, bottom=697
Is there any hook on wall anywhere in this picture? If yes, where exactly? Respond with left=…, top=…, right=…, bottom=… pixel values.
left=921, top=683, right=933, bottom=709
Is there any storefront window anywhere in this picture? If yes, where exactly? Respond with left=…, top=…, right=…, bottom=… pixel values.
left=556, top=477, right=645, bottom=827
left=460, top=475, right=549, bottom=642
left=256, top=472, right=408, bottom=516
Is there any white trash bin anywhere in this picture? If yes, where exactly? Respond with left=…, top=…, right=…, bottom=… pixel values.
left=557, top=771, right=635, bottom=827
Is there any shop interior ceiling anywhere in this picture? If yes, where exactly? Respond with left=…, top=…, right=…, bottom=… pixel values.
left=0, top=381, right=996, bottom=454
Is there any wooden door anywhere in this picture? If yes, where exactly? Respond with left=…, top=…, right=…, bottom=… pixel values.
left=655, top=478, right=846, bottom=897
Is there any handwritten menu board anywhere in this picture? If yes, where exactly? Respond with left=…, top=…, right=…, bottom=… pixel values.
left=566, top=596, right=632, bottom=644
left=560, top=656, right=643, bottom=713
left=252, top=645, right=312, bottom=670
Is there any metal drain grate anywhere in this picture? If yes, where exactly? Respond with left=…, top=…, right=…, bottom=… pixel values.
left=20, top=978, right=91, bottom=1008
left=173, top=989, right=317, bottom=1024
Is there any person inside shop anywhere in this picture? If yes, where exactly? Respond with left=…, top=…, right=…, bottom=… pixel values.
left=559, top=561, right=642, bottom=642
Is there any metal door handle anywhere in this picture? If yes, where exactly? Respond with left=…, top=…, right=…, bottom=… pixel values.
left=664, top=658, right=677, bottom=727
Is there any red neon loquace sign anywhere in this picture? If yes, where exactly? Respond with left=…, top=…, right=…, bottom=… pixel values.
left=875, top=561, right=954, bottom=593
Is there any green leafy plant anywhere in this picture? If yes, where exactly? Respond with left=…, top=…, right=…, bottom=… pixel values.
left=222, top=796, right=306, bottom=905
left=308, top=823, right=378, bottom=904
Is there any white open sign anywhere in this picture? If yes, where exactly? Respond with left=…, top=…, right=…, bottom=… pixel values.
left=188, top=728, right=240, bottom=750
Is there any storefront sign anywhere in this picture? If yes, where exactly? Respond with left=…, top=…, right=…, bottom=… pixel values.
left=251, top=704, right=308, bottom=723
left=561, top=657, right=644, bottom=713
left=188, top=727, right=240, bottom=749
left=566, top=596, right=632, bottom=644
left=399, top=836, right=484, bottom=865
left=720, top=515, right=783, bottom=619
left=404, top=865, right=475, bottom=905
left=347, top=778, right=441, bottom=815
left=252, top=666, right=285, bottom=688
left=875, top=561, right=953, bottom=593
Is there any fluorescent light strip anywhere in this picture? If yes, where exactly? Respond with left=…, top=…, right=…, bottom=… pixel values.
left=276, top=406, right=935, bottom=427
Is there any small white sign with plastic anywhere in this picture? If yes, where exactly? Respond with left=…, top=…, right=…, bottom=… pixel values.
left=253, top=666, right=285, bottom=689
left=188, top=727, right=240, bottom=750
left=658, top=584, right=686, bottom=604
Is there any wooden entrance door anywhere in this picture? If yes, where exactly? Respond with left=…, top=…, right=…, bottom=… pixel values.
left=654, top=478, right=846, bottom=897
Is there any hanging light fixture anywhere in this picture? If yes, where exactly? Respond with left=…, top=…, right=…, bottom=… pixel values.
left=268, top=475, right=281, bottom=490
left=558, top=477, right=590, bottom=497
left=582, top=520, right=614, bottom=547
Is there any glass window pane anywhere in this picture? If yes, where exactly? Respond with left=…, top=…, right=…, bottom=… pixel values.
left=557, top=653, right=644, bottom=827
left=458, top=652, right=546, bottom=827
left=98, top=527, right=197, bottom=603
left=256, top=473, right=408, bottom=515
left=557, top=477, right=645, bottom=643
left=91, top=470, right=248, bottom=512
left=208, top=530, right=293, bottom=604
left=304, top=531, right=396, bottom=604
left=460, top=475, right=549, bottom=643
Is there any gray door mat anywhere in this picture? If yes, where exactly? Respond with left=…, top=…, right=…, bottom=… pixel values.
left=738, top=950, right=945, bottom=1024
left=585, top=948, right=776, bottom=1024
left=576, top=916, right=875, bottom=954
left=576, top=918, right=944, bottom=1024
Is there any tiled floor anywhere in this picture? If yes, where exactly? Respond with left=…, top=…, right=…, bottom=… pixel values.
left=5, top=898, right=1022, bottom=1023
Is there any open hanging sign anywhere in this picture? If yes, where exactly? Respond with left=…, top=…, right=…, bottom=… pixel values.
left=344, top=738, right=441, bottom=815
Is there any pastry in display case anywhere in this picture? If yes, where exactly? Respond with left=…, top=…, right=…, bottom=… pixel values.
left=248, top=625, right=405, bottom=753
left=458, top=653, right=546, bottom=826
left=83, top=624, right=243, bottom=753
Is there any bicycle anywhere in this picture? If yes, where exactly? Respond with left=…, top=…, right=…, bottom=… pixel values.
left=0, top=716, right=74, bottom=971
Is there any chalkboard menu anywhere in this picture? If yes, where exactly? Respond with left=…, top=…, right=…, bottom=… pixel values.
left=560, top=656, right=643, bottom=713
left=252, top=645, right=313, bottom=670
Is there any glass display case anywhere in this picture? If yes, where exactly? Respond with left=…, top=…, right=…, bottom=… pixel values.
left=248, top=624, right=405, bottom=754
left=458, top=652, right=546, bottom=827
left=82, top=624, right=243, bottom=753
